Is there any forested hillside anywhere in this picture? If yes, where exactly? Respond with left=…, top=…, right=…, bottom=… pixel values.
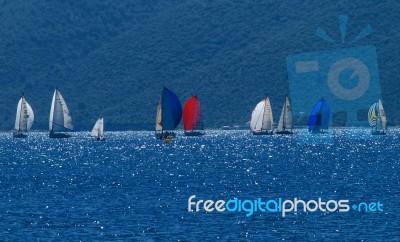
left=0, top=0, right=398, bottom=130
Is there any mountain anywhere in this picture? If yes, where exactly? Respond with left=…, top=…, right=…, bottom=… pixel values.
left=0, top=0, right=399, bottom=130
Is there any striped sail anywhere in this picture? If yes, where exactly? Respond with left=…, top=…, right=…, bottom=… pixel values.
left=369, top=99, right=387, bottom=133
left=368, top=103, right=378, bottom=127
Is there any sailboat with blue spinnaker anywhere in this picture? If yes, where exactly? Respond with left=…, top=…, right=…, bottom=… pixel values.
left=155, top=87, right=182, bottom=139
left=308, top=98, right=330, bottom=133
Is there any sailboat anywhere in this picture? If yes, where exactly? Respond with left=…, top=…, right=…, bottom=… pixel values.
left=49, top=89, right=74, bottom=138
left=276, top=95, right=293, bottom=134
left=308, top=97, right=330, bottom=133
left=13, top=94, right=34, bottom=138
left=250, top=96, right=274, bottom=135
left=183, top=95, right=204, bottom=136
left=368, top=99, right=387, bottom=135
left=155, top=87, right=182, bottom=139
left=91, top=118, right=105, bottom=141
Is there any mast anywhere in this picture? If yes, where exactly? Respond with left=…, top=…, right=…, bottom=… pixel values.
left=196, top=96, right=204, bottom=130
left=192, top=99, right=195, bottom=131
left=97, top=119, right=100, bottom=138
left=378, top=99, right=387, bottom=132
left=377, top=103, right=380, bottom=131
left=17, top=95, right=28, bottom=132
left=285, top=95, right=291, bottom=132
left=156, top=100, right=163, bottom=132
left=161, top=88, right=164, bottom=134
left=192, top=95, right=203, bottom=131
left=282, top=97, right=286, bottom=130
left=262, top=97, right=268, bottom=131
left=192, top=96, right=196, bottom=131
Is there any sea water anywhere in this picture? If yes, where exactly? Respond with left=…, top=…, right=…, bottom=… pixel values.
left=0, top=129, right=398, bottom=241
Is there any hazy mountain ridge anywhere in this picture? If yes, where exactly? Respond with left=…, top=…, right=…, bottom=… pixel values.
left=0, top=0, right=186, bottom=130
left=0, top=0, right=399, bottom=130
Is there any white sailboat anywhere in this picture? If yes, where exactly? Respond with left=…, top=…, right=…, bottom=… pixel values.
left=250, top=96, right=274, bottom=135
left=368, top=99, right=387, bottom=135
left=91, top=118, right=105, bottom=141
left=276, top=95, right=293, bottom=134
left=49, top=89, right=74, bottom=138
left=13, top=94, right=34, bottom=138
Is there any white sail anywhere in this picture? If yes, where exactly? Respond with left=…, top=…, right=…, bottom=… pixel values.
left=99, top=118, right=104, bottom=137
left=14, top=98, right=23, bottom=131
left=155, top=101, right=162, bottom=131
left=262, top=97, right=273, bottom=130
left=91, top=118, right=104, bottom=138
left=250, top=97, right=273, bottom=132
left=49, top=91, right=55, bottom=131
left=377, top=99, right=387, bottom=131
left=14, top=96, right=34, bottom=132
left=49, top=89, right=74, bottom=132
left=26, top=102, right=34, bottom=131
left=277, top=96, right=293, bottom=131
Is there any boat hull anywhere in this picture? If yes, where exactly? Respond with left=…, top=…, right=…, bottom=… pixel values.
left=96, top=137, right=106, bottom=141
left=309, top=129, right=327, bottom=134
left=49, top=132, right=71, bottom=138
left=155, top=131, right=176, bottom=140
left=276, top=130, right=293, bottom=135
left=13, top=132, right=28, bottom=138
left=252, top=130, right=274, bottom=135
left=184, top=130, right=205, bottom=136
left=371, top=130, right=386, bottom=135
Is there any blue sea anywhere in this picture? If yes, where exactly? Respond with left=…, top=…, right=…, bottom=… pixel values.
left=0, top=129, right=399, bottom=241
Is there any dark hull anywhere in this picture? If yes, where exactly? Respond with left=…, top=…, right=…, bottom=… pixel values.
left=309, top=129, right=327, bottom=134
left=49, top=133, right=71, bottom=138
left=155, top=131, right=176, bottom=140
left=252, top=130, right=274, bottom=135
left=275, top=130, right=293, bottom=135
left=13, top=133, right=28, bottom=138
left=184, top=131, right=205, bottom=136
left=96, top=137, right=106, bottom=141
left=371, top=130, right=386, bottom=135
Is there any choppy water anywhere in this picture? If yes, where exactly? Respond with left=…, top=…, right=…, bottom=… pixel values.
left=0, top=129, right=399, bottom=241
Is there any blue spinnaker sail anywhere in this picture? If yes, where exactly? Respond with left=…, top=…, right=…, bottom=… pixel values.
left=308, top=98, right=330, bottom=132
left=161, top=87, right=182, bottom=130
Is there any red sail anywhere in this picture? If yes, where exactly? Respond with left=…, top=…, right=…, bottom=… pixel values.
left=183, top=96, right=201, bottom=131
